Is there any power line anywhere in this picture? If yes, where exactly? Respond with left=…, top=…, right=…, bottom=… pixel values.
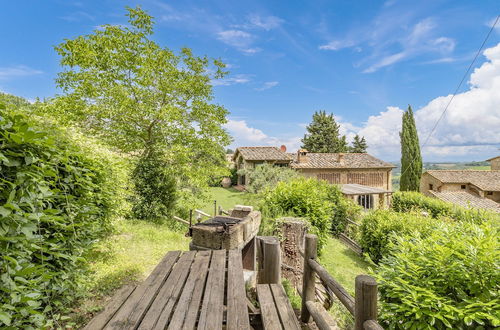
left=399, top=13, right=500, bottom=179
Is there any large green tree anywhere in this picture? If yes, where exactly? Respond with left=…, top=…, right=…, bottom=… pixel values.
left=301, top=110, right=348, bottom=152
left=350, top=134, right=368, bottom=153
left=400, top=105, right=422, bottom=191
left=52, top=7, right=231, bottom=217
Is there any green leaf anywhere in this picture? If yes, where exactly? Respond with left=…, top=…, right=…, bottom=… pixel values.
left=0, top=311, right=11, bottom=326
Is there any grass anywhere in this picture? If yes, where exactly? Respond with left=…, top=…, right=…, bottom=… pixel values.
left=319, top=237, right=371, bottom=329
left=200, top=187, right=253, bottom=214
left=72, top=219, right=190, bottom=327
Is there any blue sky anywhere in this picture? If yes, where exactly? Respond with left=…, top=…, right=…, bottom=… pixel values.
left=1, top=0, right=499, bottom=161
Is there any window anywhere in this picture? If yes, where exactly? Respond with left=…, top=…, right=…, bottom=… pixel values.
left=487, top=191, right=493, bottom=196
left=357, top=195, right=374, bottom=209
left=461, top=185, right=466, bottom=189
left=429, top=184, right=433, bottom=190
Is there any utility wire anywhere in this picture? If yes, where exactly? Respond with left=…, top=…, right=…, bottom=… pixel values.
left=399, top=13, right=500, bottom=179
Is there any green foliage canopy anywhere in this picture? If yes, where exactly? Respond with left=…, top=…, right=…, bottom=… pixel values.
left=260, top=178, right=360, bottom=251
left=0, top=108, right=116, bottom=328
left=240, top=163, right=300, bottom=193
left=301, top=110, right=348, bottom=153
left=350, top=134, right=368, bottom=153
left=392, top=191, right=499, bottom=225
left=51, top=6, right=232, bottom=214
left=400, top=105, right=422, bottom=191
left=376, top=222, right=499, bottom=329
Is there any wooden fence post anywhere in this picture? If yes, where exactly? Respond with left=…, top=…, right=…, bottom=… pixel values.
left=257, top=237, right=281, bottom=284
left=354, top=275, right=378, bottom=330
left=300, top=234, right=317, bottom=323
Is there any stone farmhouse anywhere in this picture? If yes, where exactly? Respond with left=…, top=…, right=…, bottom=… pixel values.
left=420, top=157, right=500, bottom=213
left=232, top=146, right=395, bottom=210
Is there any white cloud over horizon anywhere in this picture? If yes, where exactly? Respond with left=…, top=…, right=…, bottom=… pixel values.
left=227, top=43, right=500, bottom=161
left=224, top=119, right=301, bottom=151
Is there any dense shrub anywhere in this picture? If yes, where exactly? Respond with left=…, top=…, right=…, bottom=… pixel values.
left=392, top=191, right=499, bottom=225
left=359, top=210, right=439, bottom=263
left=259, top=178, right=360, bottom=251
left=376, top=222, right=499, bottom=329
left=0, top=109, right=115, bottom=328
left=239, top=163, right=300, bottom=193
left=131, top=151, right=177, bottom=221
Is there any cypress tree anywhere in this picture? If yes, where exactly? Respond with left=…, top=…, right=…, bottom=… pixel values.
left=400, top=105, right=422, bottom=191
left=301, top=110, right=348, bottom=153
left=350, top=135, right=368, bottom=153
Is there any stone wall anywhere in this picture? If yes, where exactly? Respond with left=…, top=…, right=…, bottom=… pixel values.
left=298, top=168, right=392, bottom=190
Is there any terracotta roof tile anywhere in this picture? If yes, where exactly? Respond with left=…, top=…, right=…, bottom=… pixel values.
left=234, top=147, right=292, bottom=161
left=290, top=153, right=395, bottom=169
left=425, top=170, right=500, bottom=191
left=429, top=191, right=500, bottom=213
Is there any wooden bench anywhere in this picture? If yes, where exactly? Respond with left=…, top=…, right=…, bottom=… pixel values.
left=256, top=284, right=301, bottom=330
left=84, top=249, right=250, bottom=329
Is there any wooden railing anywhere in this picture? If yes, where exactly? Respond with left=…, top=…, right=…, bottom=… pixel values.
left=301, top=234, right=384, bottom=330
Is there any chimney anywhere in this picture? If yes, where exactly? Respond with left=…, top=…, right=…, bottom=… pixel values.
left=297, top=149, right=308, bottom=163
left=338, top=153, right=344, bottom=165
left=280, top=145, right=287, bottom=152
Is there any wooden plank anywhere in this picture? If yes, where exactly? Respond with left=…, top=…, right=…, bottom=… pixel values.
left=105, top=251, right=181, bottom=329
left=269, top=284, right=301, bottom=330
left=256, top=284, right=283, bottom=330
left=83, top=285, right=136, bottom=330
left=197, top=250, right=226, bottom=330
left=227, top=250, right=251, bottom=329
left=305, top=301, right=339, bottom=330
left=308, top=258, right=355, bottom=314
left=138, top=251, right=196, bottom=330
left=168, top=251, right=211, bottom=330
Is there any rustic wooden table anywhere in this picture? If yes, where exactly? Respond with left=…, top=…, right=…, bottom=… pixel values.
left=85, top=249, right=250, bottom=330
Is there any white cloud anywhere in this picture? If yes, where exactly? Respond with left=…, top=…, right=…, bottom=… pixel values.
left=255, top=81, right=279, bottom=91
left=217, top=30, right=253, bottom=47
left=248, top=14, right=284, bottom=31
left=0, top=65, right=43, bottom=80
left=225, top=119, right=301, bottom=151
left=212, top=74, right=252, bottom=86
left=216, top=30, right=261, bottom=54
left=319, top=40, right=356, bottom=51
left=320, top=15, right=456, bottom=73
left=352, top=43, right=500, bottom=160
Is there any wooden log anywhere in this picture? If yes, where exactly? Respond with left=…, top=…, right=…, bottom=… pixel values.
left=257, top=237, right=281, bottom=284
left=305, top=301, right=339, bottom=330
left=354, top=275, right=378, bottom=330
left=363, top=319, right=384, bottom=330
left=346, top=218, right=360, bottom=226
left=300, top=234, right=317, bottom=323
left=194, top=209, right=211, bottom=217
left=338, top=233, right=363, bottom=255
left=173, top=216, right=189, bottom=225
left=308, top=258, right=355, bottom=315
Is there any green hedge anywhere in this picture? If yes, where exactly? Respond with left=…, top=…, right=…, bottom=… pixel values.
left=259, top=178, right=360, bottom=252
left=359, top=210, right=439, bottom=263
left=0, top=109, right=116, bottom=328
left=376, top=222, right=500, bottom=329
left=392, top=191, right=499, bottom=225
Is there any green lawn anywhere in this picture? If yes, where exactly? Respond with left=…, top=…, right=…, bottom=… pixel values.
left=199, top=187, right=253, bottom=214
left=319, top=237, right=371, bottom=329
left=73, top=219, right=190, bottom=326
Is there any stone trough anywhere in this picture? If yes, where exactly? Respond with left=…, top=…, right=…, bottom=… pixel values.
left=190, top=205, right=261, bottom=282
